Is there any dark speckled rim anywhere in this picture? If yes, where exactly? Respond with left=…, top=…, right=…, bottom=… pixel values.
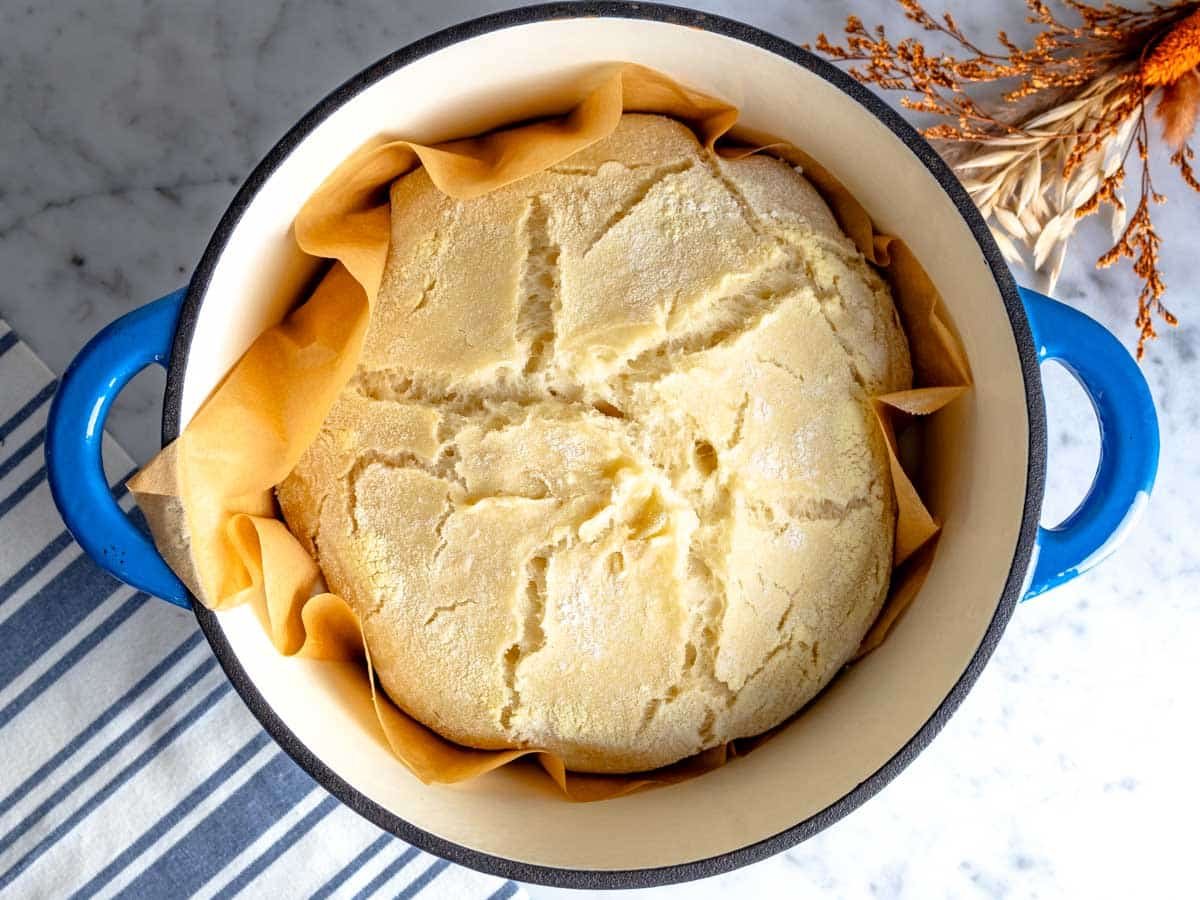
left=162, top=3, right=1046, bottom=889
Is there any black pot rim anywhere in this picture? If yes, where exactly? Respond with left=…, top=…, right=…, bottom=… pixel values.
left=162, top=2, right=1046, bottom=890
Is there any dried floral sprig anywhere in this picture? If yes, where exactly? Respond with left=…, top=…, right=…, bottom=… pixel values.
left=809, top=0, right=1200, bottom=357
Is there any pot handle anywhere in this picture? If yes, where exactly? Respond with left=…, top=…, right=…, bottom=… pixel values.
left=1019, top=286, right=1159, bottom=599
left=44, top=289, right=190, bottom=607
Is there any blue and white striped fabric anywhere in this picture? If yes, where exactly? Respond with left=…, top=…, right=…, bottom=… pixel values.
left=0, top=320, right=524, bottom=900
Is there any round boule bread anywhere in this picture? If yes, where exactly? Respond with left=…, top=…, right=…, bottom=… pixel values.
left=277, top=114, right=913, bottom=774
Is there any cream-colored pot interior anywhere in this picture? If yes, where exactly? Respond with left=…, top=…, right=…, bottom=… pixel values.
left=177, top=15, right=1031, bottom=873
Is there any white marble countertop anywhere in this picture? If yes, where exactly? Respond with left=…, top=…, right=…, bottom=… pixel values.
left=2, top=1, right=1196, bottom=897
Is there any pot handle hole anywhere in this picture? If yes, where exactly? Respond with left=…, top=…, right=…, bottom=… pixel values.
left=1019, top=286, right=1159, bottom=599
left=44, top=289, right=190, bottom=607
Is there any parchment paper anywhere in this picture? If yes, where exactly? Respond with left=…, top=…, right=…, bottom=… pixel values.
left=130, top=64, right=971, bottom=801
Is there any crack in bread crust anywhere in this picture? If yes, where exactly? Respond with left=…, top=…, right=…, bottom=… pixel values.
left=581, top=160, right=694, bottom=256
left=499, top=549, right=554, bottom=732
left=517, top=196, right=561, bottom=375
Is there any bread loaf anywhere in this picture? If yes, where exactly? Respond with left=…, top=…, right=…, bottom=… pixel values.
left=278, top=114, right=912, bottom=773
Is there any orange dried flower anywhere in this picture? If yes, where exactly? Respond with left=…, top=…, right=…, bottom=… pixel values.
left=1143, top=9, right=1200, bottom=87
left=1157, top=68, right=1200, bottom=149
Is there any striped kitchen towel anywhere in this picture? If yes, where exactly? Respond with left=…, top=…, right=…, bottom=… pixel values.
left=0, top=320, right=524, bottom=900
